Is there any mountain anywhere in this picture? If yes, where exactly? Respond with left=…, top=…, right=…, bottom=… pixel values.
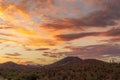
left=47, top=56, right=106, bottom=67
left=48, top=56, right=82, bottom=67
left=0, top=61, right=42, bottom=69
left=1, top=61, right=18, bottom=66
left=0, top=57, right=106, bottom=69
left=0, top=61, right=21, bottom=69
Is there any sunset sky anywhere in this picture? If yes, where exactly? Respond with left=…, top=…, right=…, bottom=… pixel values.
left=0, top=0, right=120, bottom=65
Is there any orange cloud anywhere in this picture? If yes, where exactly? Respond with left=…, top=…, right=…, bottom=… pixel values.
left=5, top=53, right=21, bottom=56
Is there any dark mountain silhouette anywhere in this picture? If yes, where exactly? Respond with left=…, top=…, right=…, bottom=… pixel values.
left=0, top=57, right=106, bottom=69
left=0, top=61, right=42, bottom=69
left=1, top=61, right=18, bottom=66
left=48, top=56, right=82, bottom=67
left=0, top=61, right=21, bottom=69
left=47, top=56, right=106, bottom=67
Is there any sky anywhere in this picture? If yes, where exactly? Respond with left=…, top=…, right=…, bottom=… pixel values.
left=0, top=0, right=120, bottom=65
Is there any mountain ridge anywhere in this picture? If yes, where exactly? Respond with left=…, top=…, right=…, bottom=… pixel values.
left=0, top=57, right=107, bottom=68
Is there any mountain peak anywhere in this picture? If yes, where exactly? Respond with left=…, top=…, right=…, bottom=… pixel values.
left=48, top=56, right=82, bottom=67
left=1, top=61, right=18, bottom=66
left=1, top=61, right=19, bottom=67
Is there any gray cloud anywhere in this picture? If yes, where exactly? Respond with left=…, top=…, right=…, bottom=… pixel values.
left=55, top=28, right=120, bottom=41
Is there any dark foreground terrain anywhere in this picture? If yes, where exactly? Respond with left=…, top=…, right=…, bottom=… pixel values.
left=0, top=57, right=120, bottom=80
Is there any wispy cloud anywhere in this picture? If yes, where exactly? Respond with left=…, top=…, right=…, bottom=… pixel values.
left=5, top=53, right=21, bottom=56
left=55, top=28, right=120, bottom=41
